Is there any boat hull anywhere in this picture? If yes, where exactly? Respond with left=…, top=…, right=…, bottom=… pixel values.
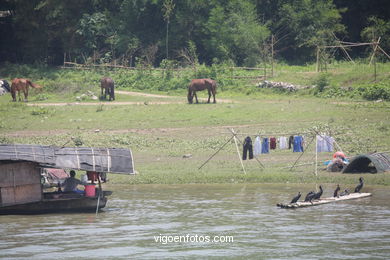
left=0, top=196, right=107, bottom=215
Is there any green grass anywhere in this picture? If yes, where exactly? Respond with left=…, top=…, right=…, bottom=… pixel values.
left=1, top=63, right=390, bottom=186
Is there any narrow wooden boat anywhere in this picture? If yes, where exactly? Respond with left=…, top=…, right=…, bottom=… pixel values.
left=277, top=192, right=372, bottom=209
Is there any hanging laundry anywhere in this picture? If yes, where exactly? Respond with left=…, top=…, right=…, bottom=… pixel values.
left=325, top=136, right=334, bottom=152
left=293, top=136, right=304, bottom=152
left=317, top=135, right=334, bottom=152
left=254, top=136, right=261, bottom=156
left=242, top=136, right=253, bottom=160
left=316, top=135, right=325, bottom=152
left=288, top=135, right=294, bottom=149
left=270, top=137, right=277, bottom=150
left=261, top=138, right=269, bottom=154
left=279, top=136, right=288, bottom=150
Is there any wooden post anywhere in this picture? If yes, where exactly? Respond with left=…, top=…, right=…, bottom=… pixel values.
left=315, top=135, right=318, bottom=176
left=316, top=46, right=320, bottom=72
left=271, top=35, right=274, bottom=77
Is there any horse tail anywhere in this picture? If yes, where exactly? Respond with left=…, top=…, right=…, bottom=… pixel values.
left=27, top=80, right=42, bottom=89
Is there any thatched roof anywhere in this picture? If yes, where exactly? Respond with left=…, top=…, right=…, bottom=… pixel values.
left=342, top=152, right=390, bottom=174
left=0, top=144, right=134, bottom=174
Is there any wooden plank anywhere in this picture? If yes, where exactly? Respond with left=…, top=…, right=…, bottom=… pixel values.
left=277, top=193, right=372, bottom=209
left=0, top=162, right=40, bottom=187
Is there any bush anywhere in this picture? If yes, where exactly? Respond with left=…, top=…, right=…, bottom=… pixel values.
left=360, top=83, right=390, bottom=101
left=312, top=73, right=330, bottom=93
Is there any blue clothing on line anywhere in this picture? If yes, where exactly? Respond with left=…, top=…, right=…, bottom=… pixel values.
left=261, top=138, right=269, bottom=154
left=293, top=136, right=304, bottom=152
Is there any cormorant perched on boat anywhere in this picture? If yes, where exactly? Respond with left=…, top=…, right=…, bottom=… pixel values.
left=312, top=185, right=323, bottom=200
left=354, top=177, right=364, bottom=193
left=340, top=189, right=349, bottom=196
left=304, top=191, right=315, bottom=202
left=290, top=192, right=301, bottom=204
left=333, top=184, right=340, bottom=198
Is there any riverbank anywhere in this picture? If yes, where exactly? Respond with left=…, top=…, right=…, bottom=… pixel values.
left=1, top=64, right=389, bottom=186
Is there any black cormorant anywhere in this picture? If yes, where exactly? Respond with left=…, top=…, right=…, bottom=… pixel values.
left=333, top=184, right=340, bottom=198
left=340, top=189, right=349, bottom=196
left=304, top=191, right=315, bottom=202
left=354, top=177, right=364, bottom=193
left=290, top=192, right=301, bottom=204
left=313, top=185, right=323, bottom=200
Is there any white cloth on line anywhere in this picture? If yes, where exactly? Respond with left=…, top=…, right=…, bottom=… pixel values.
left=254, top=136, right=261, bottom=156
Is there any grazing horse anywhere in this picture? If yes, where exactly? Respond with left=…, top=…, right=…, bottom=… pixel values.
left=11, top=78, right=42, bottom=102
left=187, top=78, right=217, bottom=104
left=100, top=77, right=115, bottom=101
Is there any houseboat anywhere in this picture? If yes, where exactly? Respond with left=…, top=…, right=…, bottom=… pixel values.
left=0, top=144, right=134, bottom=214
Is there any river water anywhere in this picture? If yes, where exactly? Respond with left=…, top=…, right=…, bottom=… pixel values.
left=1, top=183, right=389, bottom=259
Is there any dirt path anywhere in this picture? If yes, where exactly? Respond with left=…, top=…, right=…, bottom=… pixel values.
left=27, top=90, right=233, bottom=106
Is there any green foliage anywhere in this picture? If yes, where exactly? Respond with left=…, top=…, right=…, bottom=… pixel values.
left=312, top=73, right=330, bottom=93
left=2, top=0, right=389, bottom=66
left=31, top=107, right=51, bottom=116
left=73, top=137, right=83, bottom=146
left=360, top=83, right=390, bottom=101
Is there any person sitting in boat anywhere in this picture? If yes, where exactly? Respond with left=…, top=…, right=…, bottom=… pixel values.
left=62, top=170, right=84, bottom=194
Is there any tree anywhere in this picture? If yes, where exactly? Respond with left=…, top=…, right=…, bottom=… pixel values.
left=361, top=16, right=390, bottom=58
left=162, top=0, right=175, bottom=59
left=203, top=1, right=269, bottom=66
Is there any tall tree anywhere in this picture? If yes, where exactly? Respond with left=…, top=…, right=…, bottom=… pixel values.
left=203, top=0, right=269, bottom=66
left=162, top=0, right=175, bottom=59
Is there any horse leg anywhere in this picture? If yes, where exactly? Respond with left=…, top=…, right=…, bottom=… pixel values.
left=207, top=89, right=211, bottom=103
left=111, top=86, right=115, bottom=101
left=24, top=89, right=28, bottom=102
left=212, top=90, right=216, bottom=103
left=11, top=90, right=16, bottom=102
left=194, top=91, right=199, bottom=103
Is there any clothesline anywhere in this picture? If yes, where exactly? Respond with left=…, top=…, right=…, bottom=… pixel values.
left=223, top=131, right=311, bottom=136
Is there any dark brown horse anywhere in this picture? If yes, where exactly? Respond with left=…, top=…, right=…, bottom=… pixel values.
left=100, top=77, right=115, bottom=101
left=11, top=78, right=42, bottom=102
left=187, top=78, right=217, bottom=104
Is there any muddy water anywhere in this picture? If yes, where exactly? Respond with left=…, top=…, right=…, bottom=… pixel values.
left=1, top=183, right=389, bottom=259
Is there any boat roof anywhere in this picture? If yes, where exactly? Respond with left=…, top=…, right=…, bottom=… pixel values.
left=0, top=144, right=134, bottom=174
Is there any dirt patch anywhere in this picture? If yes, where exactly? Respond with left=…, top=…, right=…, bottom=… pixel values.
left=27, top=90, right=234, bottom=106
left=25, top=90, right=234, bottom=106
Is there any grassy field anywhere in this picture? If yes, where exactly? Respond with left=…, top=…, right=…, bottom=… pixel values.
left=1, top=63, right=389, bottom=186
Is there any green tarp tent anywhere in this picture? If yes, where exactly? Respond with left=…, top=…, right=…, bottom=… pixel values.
left=342, top=152, right=390, bottom=173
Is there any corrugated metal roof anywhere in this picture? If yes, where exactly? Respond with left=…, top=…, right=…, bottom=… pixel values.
left=0, top=144, right=134, bottom=174
left=342, top=152, right=390, bottom=173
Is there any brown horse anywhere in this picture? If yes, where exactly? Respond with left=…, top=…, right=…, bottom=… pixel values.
left=11, top=78, right=42, bottom=102
left=100, top=77, right=115, bottom=101
left=187, top=78, right=217, bottom=104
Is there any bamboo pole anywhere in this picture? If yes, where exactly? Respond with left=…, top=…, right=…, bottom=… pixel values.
left=315, top=135, right=318, bottom=176
left=198, top=135, right=235, bottom=170
left=290, top=135, right=315, bottom=171
left=232, top=130, right=247, bottom=175
left=271, top=35, right=274, bottom=77
left=316, top=46, right=320, bottom=72
left=369, top=37, right=381, bottom=65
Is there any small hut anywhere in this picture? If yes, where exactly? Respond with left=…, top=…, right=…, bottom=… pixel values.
left=342, top=152, right=390, bottom=174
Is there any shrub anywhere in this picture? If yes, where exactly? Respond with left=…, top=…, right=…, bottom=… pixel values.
left=312, top=73, right=330, bottom=93
left=360, top=83, right=390, bottom=101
